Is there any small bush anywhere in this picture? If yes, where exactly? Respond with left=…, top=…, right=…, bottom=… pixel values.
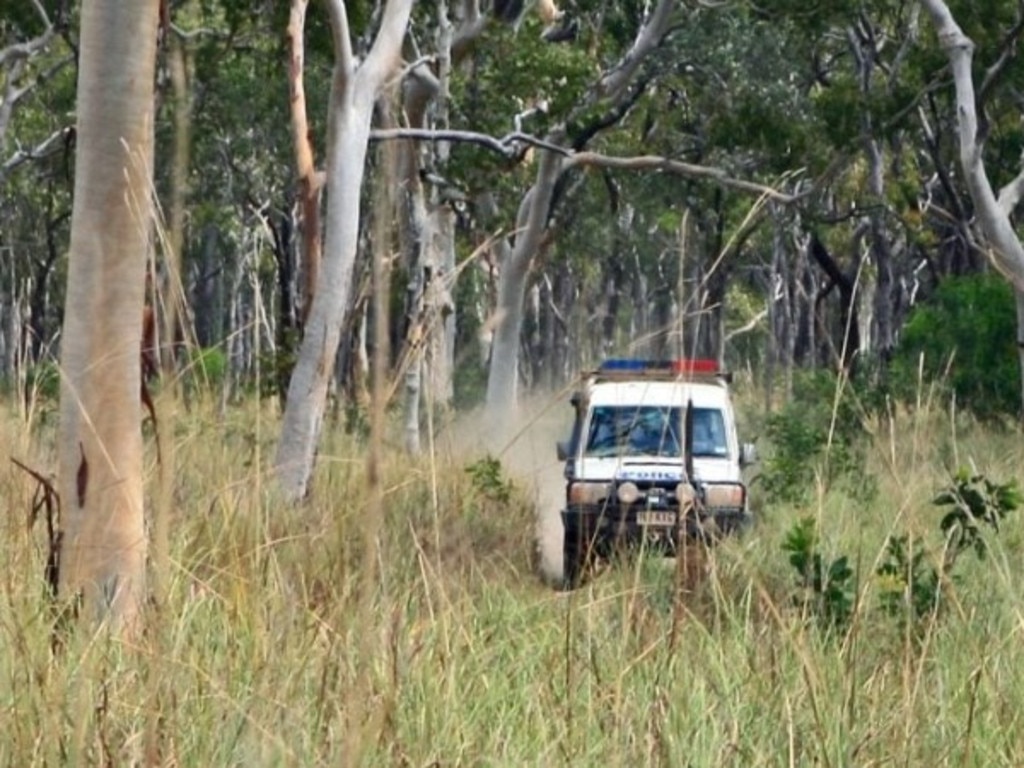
left=761, top=370, right=868, bottom=505
left=184, top=346, right=227, bottom=395
left=875, top=534, right=941, bottom=622
left=464, top=455, right=514, bottom=504
left=934, top=468, right=1021, bottom=563
left=782, top=517, right=856, bottom=632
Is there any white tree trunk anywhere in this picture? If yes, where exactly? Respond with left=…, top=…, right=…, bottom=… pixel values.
left=274, top=0, right=413, bottom=501
left=485, top=149, right=564, bottom=420
left=57, top=0, right=159, bottom=631
left=397, top=4, right=482, bottom=452
left=426, top=206, right=456, bottom=403
left=921, top=0, right=1024, bottom=413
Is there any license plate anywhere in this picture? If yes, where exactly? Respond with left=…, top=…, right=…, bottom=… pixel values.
left=637, top=510, right=675, bottom=527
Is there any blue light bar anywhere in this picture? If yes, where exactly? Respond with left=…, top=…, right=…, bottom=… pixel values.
left=598, top=358, right=667, bottom=372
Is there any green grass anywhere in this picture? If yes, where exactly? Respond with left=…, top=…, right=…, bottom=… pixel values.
left=3, top=392, right=1024, bottom=766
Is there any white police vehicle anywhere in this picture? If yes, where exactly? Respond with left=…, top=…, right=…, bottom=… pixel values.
left=556, top=358, right=756, bottom=587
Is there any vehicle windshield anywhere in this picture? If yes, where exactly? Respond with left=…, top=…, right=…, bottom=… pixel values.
left=584, top=406, right=681, bottom=458
left=691, top=407, right=729, bottom=457
left=583, top=405, right=729, bottom=459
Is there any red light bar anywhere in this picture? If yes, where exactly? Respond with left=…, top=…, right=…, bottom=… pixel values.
left=671, top=358, right=719, bottom=374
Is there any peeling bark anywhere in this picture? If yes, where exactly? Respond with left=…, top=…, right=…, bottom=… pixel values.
left=287, top=0, right=323, bottom=328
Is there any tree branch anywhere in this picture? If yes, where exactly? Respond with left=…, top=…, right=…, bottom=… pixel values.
left=363, top=0, right=415, bottom=86
left=566, top=152, right=801, bottom=202
left=998, top=160, right=1024, bottom=217
left=451, top=0, right=488, bottom=62
left=569, top=76, right=650, bottom=151
left=724, top=308, right=768, bottom=343
left=0, top=125, right=71, bottom=185
left=600, top=0, right=675, bottom=101
left=977, top=4, right=1024, bottom=112
left=922, top=0, right=1024, bottom=290
left=369, top=127, right=803, bottom=202
left=0, top=5, right=54, bottom=68
left=370, top=127, right=573, bottom=157
left=323, top=0, right=354, bottom=77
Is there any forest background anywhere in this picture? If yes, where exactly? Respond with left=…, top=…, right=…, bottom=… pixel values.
left=6, top=0, right=1024, bottom=429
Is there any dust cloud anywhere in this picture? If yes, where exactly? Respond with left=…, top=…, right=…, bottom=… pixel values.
left=438, top=390, right=573, bottom=584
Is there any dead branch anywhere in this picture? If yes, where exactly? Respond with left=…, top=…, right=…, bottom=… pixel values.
left=369, top=128, right=803, bottom=203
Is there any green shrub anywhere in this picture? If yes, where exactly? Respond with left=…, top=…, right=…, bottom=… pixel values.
left=933, top=468, right=1021, bottom=563
left=24, top=361, right=60, bottom=402
left=464, top=455, right=514, bottom=504
left=782, top=516, right=856, bottom=633
left=185, top=346, right=227, bottom=394
left=761, top=370, right=868, bottom=505
left=890, top=273, right=1018, bottom=420
left=875, top=534, right=941, bottom=623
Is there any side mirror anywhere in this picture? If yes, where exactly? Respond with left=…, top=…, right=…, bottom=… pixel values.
left=556, top=440, right=571, bottom=461
left=740, top=442, right=758, bottom=467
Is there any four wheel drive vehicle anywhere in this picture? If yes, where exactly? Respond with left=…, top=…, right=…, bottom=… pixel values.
left=556, top=358, right=757, bottom=588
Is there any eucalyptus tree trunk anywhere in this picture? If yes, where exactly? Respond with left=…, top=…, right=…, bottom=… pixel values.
left=57, top=0, right=159, bottom=631
left=286, top=0, right=323, bottom=328
left=921, top=0, right=1024, bottom=414
left=394, top=64, right=436, bottom=455
left=274, top=0, right=413, bottom=501
left=397, top=2, right=485, bottom=453
left=485, top=147, right=564, bottom=419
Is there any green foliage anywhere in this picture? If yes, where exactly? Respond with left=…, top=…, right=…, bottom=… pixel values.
left=449, top=20, right=592, bottom=136
left=782, top=517, right=856, bottom=632
left=184, top=346, right=227, bottom=394
left=453, top=360, right=488, bottom=410
left=787, top=469, right=1020, bottom=636
left=464, top=455, right=513, bottom=504
left=876, top=471, right=1019, bottom=629
left=875, top=534, right=942, bottom=623
left=809, top=75, right=862, bottom=149
left=890, top=273, right=1018, bottom=420
left=761, top=371, right=869, bottom=505
left=934, top=468, right=1021, bottom=562
left=24, top=361, right=60, bottom=402
left=452, top=266, right=489, bottom=409
left=342, top=399, right=370, bottom=439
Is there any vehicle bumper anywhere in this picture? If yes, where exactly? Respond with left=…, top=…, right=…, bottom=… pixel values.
left=561, top=502, right=749, bottom=555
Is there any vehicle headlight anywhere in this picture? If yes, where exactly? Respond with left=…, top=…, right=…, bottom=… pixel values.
left=704, top=484, right=745, bottom=509
left=616, top=482, right=641, bottom=505
left=569, top=482, right=612, bottom=504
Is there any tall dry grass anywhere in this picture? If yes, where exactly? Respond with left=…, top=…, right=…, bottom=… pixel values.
left=2, top=388, right=1024, bottom=766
